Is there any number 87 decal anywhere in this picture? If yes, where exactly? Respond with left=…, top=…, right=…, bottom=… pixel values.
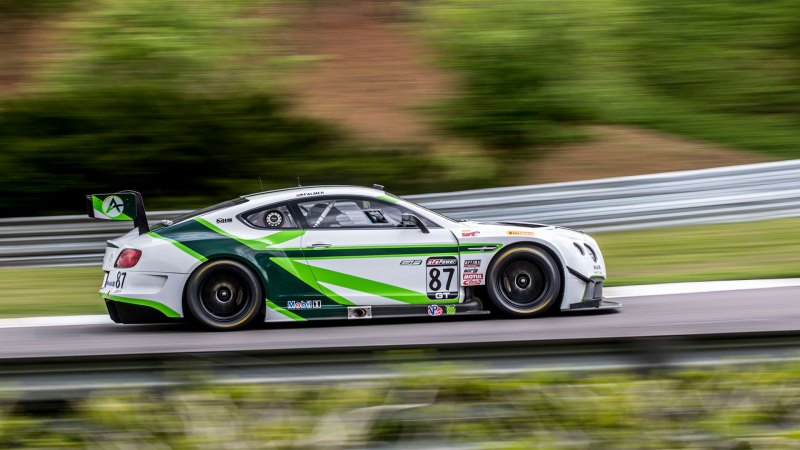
left=426, top=257, right=459, bottom=300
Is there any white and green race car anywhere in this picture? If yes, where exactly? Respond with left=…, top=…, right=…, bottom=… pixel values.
left=88, top=186, right=618, bottom=330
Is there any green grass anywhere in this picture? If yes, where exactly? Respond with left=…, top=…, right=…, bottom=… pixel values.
left=1, top=217, right=798, bottom=317
left=0, top=267, right=106, bottom=317
left=597, top=217, right=800, bottom=286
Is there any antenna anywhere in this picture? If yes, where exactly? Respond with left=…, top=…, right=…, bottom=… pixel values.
left=297, top=177, right=302, bottom=187
left=259, top=176, right=264, bottom=191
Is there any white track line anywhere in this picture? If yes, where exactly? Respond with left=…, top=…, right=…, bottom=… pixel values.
left=0, top=315, right=112, bottom=329
left=0, top=279, right=798, bottom=329
left=604, top=278, right=800, bottom=298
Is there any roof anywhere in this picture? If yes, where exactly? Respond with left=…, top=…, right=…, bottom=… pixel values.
left=243, top=185, right=383, bottom=199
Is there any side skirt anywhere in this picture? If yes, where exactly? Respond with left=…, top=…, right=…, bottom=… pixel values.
left=274, top=298, right=490, bottom=322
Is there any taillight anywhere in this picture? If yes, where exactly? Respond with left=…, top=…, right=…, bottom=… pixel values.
left=115, top=249, right=142, bottom=268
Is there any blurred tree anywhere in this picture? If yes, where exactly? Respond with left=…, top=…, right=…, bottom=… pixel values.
left=423, top=0, right=594, bottom=152
left=423, top=0, right=800, bottom=157
left=0, top=88, right=441, bottom=216
left=42, top=0, right=279, bottom=94
left=628, top=0, right=800, bottom=116
left=0, top=0, right=448, bottom=216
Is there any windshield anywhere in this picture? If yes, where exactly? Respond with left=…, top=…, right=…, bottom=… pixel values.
left=389, top=192, right=466, bottom=223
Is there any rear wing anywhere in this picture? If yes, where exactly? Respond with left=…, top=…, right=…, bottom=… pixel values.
left=85, top=191, right=150, bottom=234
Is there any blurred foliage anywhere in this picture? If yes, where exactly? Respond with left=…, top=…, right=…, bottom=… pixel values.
left=2, top=216, right=798, bottom=317
left=423, top=0, right=800, bottom=156
left=2, top=362, right=800, bottom=448
left=42, top=0, right=280, bottom=94
left=423, top=0, right=593, bottom=151
left=0, top=0, right=73, bottom=18
left=0, top=88, right=446, bottom=216
left=0, top=0, right=470, bottom=216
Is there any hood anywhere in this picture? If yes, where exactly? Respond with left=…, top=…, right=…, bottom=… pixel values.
left=486, top=221, right=588, bottom=241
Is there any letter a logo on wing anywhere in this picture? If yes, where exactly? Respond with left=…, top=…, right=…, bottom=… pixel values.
left=102, top=195, right=125, bottom=218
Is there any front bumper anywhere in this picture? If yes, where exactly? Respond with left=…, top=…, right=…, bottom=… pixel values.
left=565, top=267, right=619, bottom=310
left=566, top=298, right=621, bottom=311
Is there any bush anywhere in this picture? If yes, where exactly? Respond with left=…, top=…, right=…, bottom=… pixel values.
left=0, top=88, right=442, bottom=216
left=423, top=1, right=594, bottom=151
left=423, top=0, right=800, bottom=158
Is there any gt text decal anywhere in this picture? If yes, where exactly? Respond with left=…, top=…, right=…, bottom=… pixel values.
left=426, top=257, right=458, bottom=300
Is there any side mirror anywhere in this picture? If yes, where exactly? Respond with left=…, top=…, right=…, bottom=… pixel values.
left=401, top=213, right=430, bottom=234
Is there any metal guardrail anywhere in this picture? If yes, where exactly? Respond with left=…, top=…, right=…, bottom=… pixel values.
left=3, top=332, right=800, bottom=399
left=3, top=160, right=800, bottom=268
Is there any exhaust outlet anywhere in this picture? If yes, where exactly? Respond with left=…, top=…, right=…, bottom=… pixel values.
left=347, top=306, right=372, bottom=319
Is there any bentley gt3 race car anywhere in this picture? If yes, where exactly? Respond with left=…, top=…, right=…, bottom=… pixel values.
left=88, top=186, right=619, bottom=330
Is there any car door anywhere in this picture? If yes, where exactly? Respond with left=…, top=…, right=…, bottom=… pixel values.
left=294, top=196, right=461, bottom=306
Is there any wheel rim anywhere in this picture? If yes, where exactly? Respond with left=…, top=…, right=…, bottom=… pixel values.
left=497, top=260, right=549, bottom=309
left=199, top=271, right=252, bottom=322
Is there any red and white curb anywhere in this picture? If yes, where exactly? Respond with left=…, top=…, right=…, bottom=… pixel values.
left=0, top=278, right=799, bottom=329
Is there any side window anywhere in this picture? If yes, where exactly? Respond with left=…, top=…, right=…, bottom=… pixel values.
left=242, top=205, right=298, bottom=229
left=297, top=197, right=438, bottom=229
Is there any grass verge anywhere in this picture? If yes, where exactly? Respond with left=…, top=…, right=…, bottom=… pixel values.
left=0, top=217, right=798, bottom=317
left=598, top=217, right=800, bottom=286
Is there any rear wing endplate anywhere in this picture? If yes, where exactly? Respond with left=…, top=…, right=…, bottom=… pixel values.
left=85, top=190, right=150, bottom=235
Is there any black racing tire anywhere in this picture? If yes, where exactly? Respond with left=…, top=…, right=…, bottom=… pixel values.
left=486, top=246, right=562, bottom=317
left=185, top=259, right=263, bottom=330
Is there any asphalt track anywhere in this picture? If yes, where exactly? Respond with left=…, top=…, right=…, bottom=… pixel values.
left=1, top=285, right=797, bottom=361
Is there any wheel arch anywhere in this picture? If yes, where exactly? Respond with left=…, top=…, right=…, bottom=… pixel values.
left=182, top=254, right=268, bottom=322
left=485, top=240, right=566, bottom=312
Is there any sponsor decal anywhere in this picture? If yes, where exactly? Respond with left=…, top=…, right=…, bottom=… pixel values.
left=427, top=305, right=443, bottom=316
left=286, top=300, right=322, bottom=310
left=400, top=259, right=423, bottom=266
left=464, top=259, right=481, bottom=268
left=103, top=271, right=127, bottom=289
left=507, top=230, right=535, bottom=236
left=102, top=195, right=125, bottom=218
left=461, top=230, right=480, bottom=237
left=265, top=211, right=284, bottom=227
left=216, top=218, right=233, bottom=224
left=463, top=273, right=484, bottom=286
left=463, top=268, right=479, bottom=273
left=296, top=191, right=325, bottom=198
left=445, top=305, right=456, bottom=315
left=593, top=264, right=602, bottom=272
left=427, top=257, right=458, bottom=266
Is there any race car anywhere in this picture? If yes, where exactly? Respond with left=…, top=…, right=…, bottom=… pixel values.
left=87, top=186, right=618, bottom=330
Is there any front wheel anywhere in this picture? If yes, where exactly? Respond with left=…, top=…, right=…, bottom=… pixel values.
left=486, top=246, right=562, bottom=317
left=185, top=260, right=263, bottom=330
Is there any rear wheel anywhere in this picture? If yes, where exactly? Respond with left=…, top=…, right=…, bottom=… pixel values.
left=486, top=246, right=561, bottom=317
left=185, top=260, right=263, bottom=330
